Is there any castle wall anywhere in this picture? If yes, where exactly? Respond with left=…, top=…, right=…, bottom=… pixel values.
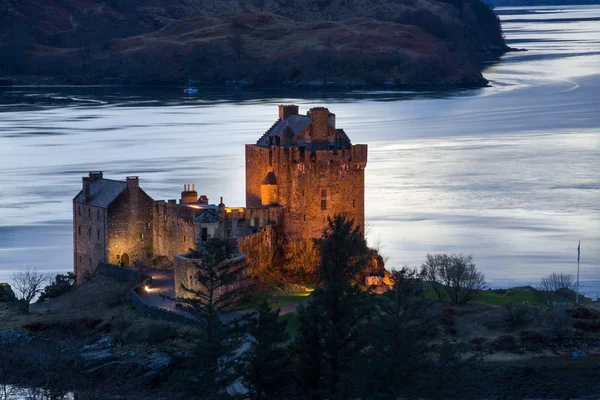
left=246, top=144, right=367, bottom=241
left=174, top=253, right=249, bottom=302
left=106, top=182, right=155, bottom=267
left=73, top=204, right=108, bottom=283
left=152, top=201, right=196, bottom=266
left=238, top=223, right=277, bottom=276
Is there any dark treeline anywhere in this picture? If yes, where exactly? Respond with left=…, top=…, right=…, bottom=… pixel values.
left=174, top=215, right=477, bottom=399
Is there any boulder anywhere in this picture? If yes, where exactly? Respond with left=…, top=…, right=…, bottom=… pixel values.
left=572, top=349, right=588, bottom=360
left=0, top=329, right=31, bottom=346
left=0, top=283, right=16, bottom=302
left=80, top=349, right=118, bottom=369
left=82, top=336, right=115, bottom=351
left=143, top=352, right=173, bottom=379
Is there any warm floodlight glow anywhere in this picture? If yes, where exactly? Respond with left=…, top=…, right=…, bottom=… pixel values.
left=144, top=285, right=151, bottom=292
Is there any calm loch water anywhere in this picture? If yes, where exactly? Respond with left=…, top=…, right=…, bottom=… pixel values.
left=0, top=6, right=599, bottom=295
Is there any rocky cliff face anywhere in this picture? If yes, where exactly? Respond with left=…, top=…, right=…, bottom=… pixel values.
left=0, top=0, right=507, bottom=86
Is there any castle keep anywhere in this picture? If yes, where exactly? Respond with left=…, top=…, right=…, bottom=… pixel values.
left=73, top=105, right=367, bottom=287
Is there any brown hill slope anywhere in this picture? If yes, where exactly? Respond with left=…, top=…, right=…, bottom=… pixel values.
left=0, top=0, right=507, bottom=86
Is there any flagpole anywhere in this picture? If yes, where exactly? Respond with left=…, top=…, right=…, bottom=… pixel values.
left=576, top=240, right=580, bottom=304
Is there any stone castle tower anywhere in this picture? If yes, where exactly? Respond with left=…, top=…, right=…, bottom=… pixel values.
left=245, top=105, right=368, bottom=240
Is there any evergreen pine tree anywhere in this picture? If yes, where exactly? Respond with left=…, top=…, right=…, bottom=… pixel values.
left=176, top=237, right=250, bottom=399
left=239, top=300, right=292, bottom=400
left=294, top=214, right=370, bottom=400
left=357, top=267, right=435, bottom=398
left=293, top=300, right=325, bottom=400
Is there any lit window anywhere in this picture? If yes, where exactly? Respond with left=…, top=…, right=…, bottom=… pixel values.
left=140, top=233, right=144, bottom=240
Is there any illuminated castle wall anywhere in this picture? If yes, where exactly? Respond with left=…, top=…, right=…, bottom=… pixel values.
left=73, top=105, right=367, bottom=283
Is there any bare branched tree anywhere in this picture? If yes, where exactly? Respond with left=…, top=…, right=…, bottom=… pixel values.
left=420, top=254, right=485, bottom=304
left=420, top=253, right=448, bottom=300
left=540, top=272, right=575, bottom=292
left=11, top=268, right=49, bottom=313
left=441, top=254, right=485, bottom=304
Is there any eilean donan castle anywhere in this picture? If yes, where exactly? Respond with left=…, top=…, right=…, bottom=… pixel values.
left=73, top=105, right=367, bottom=289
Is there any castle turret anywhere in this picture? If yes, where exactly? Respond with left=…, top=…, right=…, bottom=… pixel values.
left=246, top=105, right=367, bottom=241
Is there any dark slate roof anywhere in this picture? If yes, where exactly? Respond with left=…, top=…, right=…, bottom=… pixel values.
left=261, top=171, right=277, bottom=185
left=73, top=179, right=127, bottom=208
left=194, top=210, right=220, bottom=224
left=257, top=114, right=335, bottom=146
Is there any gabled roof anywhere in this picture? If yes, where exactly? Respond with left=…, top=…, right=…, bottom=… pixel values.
left=194, top=210, right=220, bottom=224
left=257, top=114, right=336, bottom=147
left=73, top=179, right=127, bottom=208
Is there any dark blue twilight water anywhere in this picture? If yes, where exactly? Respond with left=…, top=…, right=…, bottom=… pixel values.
left=0, top=6, right=598, bottom=295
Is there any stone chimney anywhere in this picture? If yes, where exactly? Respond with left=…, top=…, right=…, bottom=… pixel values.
left=126, top=176, right=139, bottom=189
left=181, top=184, right=198, bottom=204
left=89, top=171, right=103, bottom=182
left=279, top=105, right=299, bottom=120
left=199, top=195, right=209, bottom=205
left=82, top=177, right=91, bottom=202
left=309, top=107, right=330, bottom=142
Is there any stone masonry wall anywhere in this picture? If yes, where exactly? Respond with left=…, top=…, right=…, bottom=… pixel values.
left=107, top=181, right=155, bottom=267
left=174, top=253, right=249, bottom=301
left=73, top=204, right=108, bottom=283
left=238, top=223, right=277, bottom=276
left=152, top=201, right=196, bottom=267
left=246, top=144, right=367, bottom=241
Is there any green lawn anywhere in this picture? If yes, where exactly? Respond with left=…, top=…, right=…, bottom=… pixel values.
left=474, top=287, right=543, bottom=306
left=424, top=284, right=545, bottom=306
left=236, top=285, right=315, bottom=312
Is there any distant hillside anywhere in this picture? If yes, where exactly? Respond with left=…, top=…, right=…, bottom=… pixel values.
left=0, top=0, right=508, bottom=87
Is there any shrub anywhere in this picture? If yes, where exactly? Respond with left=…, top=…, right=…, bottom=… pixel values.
left=572, top=320, right=600, bottom=333
left=543, top=301, right=571, bottom=338
left=470, top=337, right=488, bottom=346
left=126, top=321, right=179, bottom=345
left=503, top=303, right=531, bottom=328
left=492, top=335, right=518, bottom=351
left=441, top=308, right=456, bottom=327
left=519, top=330, right=546, bottom=345
left=570, top=307, right=599, bottom=320
left=37, top=272, right=76, bottom=303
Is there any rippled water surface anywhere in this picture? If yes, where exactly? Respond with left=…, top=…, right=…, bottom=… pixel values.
left=0, top=6, right=599, bottom=295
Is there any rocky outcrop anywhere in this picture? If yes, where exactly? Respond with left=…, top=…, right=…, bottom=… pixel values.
left=79, top=337, right=172, bottom=380
left=0, top=329, right=32, bottom=346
